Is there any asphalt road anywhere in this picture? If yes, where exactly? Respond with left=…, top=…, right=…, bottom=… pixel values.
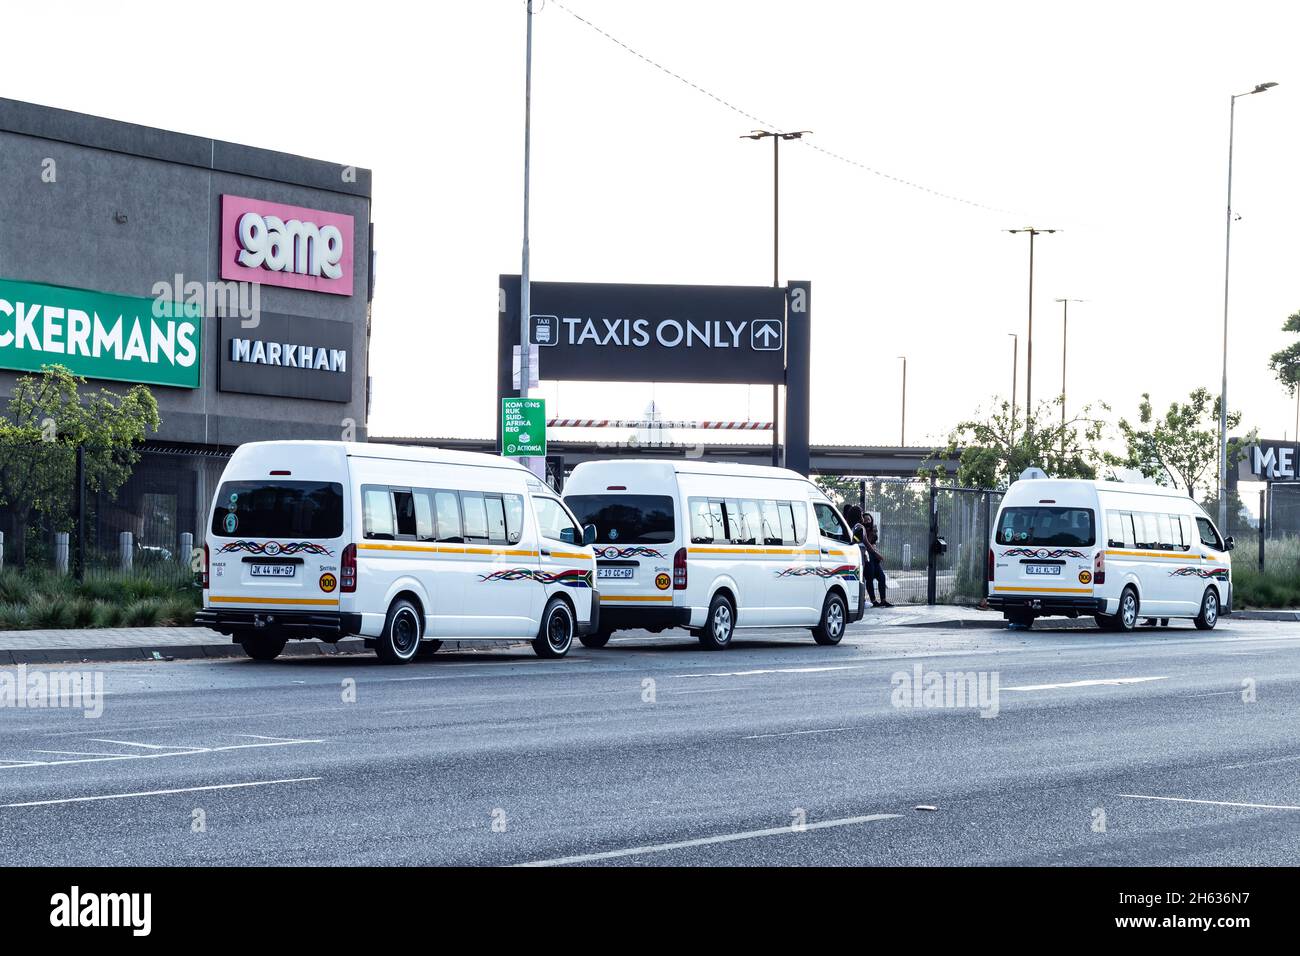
left=2, top=616, right=1298, bottom=866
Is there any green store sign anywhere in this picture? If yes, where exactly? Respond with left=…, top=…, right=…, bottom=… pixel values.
left=0, top=278, right=202, bottom=389
left=502, top=397, right=546, bottom=457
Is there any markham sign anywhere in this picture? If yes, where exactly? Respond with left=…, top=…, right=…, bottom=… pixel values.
left=0, top=277, right=201, bottom=388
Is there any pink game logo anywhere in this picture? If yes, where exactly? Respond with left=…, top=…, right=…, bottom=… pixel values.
left=220, top=195, right=354, bottom=296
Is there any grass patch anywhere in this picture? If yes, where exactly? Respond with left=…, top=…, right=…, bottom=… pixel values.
left=1233, top=537, right=1300, bottom=608
left=0, top=566, right=200, bottom=630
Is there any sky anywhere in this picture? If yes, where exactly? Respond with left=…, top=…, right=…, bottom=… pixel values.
left=4, top=0, right=1300, bottom=463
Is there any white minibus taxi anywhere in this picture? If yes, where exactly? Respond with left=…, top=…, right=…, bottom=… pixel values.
left=196, top=441, right=598, bottom=663
left=562, top=460, right=866, bottom=649
left=988, top=478, right=1233, bottom=631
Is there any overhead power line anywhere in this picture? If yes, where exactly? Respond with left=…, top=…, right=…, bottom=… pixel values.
left=550, top=0, right=1020, bottom=216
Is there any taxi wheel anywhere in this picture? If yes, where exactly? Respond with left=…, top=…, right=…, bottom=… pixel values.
left=376, top=599, right=423, bottom=664
left=533, top=597, right=575, bottom=658
left=239, top=634, right=287, bottom=661
left=579, top=628, right=613, bottom=649
left=698, top=594, right=735, bottom=650
left=1114, top=587, right=1139, bottom=633
left=1194, top=588, right=1219, bottom=631
left=812, top=591, right=847, bottom=645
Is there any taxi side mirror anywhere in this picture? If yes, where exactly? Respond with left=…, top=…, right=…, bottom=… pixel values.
left=583, top=524, right=597, bottom=546
left=1224, top=536, right=1235, bottom=552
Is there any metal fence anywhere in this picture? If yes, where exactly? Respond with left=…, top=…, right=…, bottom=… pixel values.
left=818, top=476, right=1002, bottom=605
left=0, top=444, right=229, bottom=579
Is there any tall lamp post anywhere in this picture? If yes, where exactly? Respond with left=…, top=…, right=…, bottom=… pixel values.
left=518, top=0, right=537, bottom=476
left=1008, top=332, right=1019, bottom=439
left=897, top=355, right=907, bottom=446
left=1005, top=227, right=1058, bottom=431
left=1219, top=81, right=1279, bottom=530
left=742, top=128, right=811, bottom=467
left=1055, top=298, right=1084, bottom=461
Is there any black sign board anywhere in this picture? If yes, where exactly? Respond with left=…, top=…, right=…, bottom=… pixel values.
left=1238, top=439, right=1300, bottom=481
left=219, top=311, right=353, bottom=403
left=506, top=278, right=787, bottom=384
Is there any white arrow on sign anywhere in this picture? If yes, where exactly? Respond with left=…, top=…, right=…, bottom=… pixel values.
left=752, top=320, right=782, bottom=350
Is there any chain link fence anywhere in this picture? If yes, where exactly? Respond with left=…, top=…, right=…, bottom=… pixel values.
left=816, top=476, right=1002, bottom=605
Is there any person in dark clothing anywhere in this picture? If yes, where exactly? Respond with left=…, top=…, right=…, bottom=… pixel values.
left=861, top=512, right=891, bottom=607
left=843, top=504, right=869, bottom=591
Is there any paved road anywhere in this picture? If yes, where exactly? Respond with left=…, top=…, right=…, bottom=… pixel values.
left=1, top=617, right=1298, bottom=866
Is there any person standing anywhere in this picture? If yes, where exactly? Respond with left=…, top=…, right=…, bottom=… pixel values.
left=861, top=512, right=891, bottom=607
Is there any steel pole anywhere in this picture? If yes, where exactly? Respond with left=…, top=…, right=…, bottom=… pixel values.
left=772, top=135, right=780, bottom=467
left=1218, top=95, right=1235, bottom=531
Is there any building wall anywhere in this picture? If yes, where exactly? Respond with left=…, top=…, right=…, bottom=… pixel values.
left=0, top=98, right=372, bottom=446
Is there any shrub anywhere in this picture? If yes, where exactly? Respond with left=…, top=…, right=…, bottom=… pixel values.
left=91, top=601, right=124, bottom=629
left=122, top=599, right=162, bottom=628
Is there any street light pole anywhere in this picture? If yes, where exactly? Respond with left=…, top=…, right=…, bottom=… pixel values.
left=897, top=355, right=907, bottom=446
left=1008, top=332, right=1018, bottom=440
left=743, top=129, right=811, bottom=467
left=1219, top=81, right=1279, bottom=531
left=1006, top=227, right=1058, bottom=432
left=518, top=0, right=536, bottom=475
left=1055, top=298, right=1084, bottom=463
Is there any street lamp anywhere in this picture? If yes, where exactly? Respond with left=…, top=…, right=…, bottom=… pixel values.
left=742, top=129, right=812, bottom=467
left=1008, top=332, right=1019, bottom=439
left=897, top=355, right=907, bottom=446
left=1218, top=81, right=1279, bottom=531
left=1005, top=227, right=1059, bottom=429
left=1055, top=298, right=1084, bottom=460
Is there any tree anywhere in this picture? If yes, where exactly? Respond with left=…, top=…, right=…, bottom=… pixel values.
left=933, top=396, right=1110, bottom=491
left=1109, top=387, right=1247, bottom=500
left=0, top=365, right=159, bottom=567
left=1268, top=311, right=1300, bottom=395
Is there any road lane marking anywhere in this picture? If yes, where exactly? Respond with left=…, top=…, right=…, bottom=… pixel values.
left=1, top=777, right=321, bottom=808
left=1002, top=676, right=1169, bottom=692
left=31, top=750, right=139, bottom=758
left=88, top=739, right=199, bottom=751
left=0, top=736, right=323, bottom=770
left=743, top=727, right=854, bottom=740
left=678, top=665, right=869, bottom=679
left=1117, top=794, right=1300, bottom=812
left=516, top=813, right=901, bottom=866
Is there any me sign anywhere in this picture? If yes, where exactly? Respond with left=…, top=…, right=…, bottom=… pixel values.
left=1239, top=439, right=1300, bottom=481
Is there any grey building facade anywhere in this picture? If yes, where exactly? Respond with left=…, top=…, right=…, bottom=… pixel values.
left=0, top=98, right=373, bottom=562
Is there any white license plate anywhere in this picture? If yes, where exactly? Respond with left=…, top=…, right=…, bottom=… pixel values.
left=250, top=564, right=296, bottom=578
left=1025, top=564, right=1061, bottom=576
left=597, top=567, right=634, bottom=580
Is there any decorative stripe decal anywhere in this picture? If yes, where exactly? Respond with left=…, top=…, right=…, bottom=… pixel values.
left=688, top=547, right=812, bottom=556
left=1169, top=567, right=1230, bottom=579
left=208, top=595, right=341, bottom=606
left=776, top=564, right=859, bottom=581
left=1105, top=549, right=1202, bottom=560
left=1001, top=548, right=1086, bottom=559
left=479, top=568, right=593, bottom=588
left=595, top=546, right=666, bottom=559
left=358, top=543, right=541, bottom=558
left=992, top=586, right=1093, bottom=595
left=217, top=541, right=333, bottom=556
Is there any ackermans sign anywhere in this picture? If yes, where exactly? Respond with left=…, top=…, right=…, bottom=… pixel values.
left=510, top=279, right=787, bottom=384
left=0, top=277, right=201, bottom=388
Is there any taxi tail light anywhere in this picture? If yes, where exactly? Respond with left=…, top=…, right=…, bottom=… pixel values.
left=1094, top=549, right=1105, bottom=585
left=201, top=543, right=209, bottom=589
left=341, top=544, right=357, bottom=593
left=673, top=547, right=688, bottom=590
left=988, top=548, right=996, bottom=582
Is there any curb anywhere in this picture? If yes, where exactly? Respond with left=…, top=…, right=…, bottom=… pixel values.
left=1229, top=610, right=1300, bottom=622
left=0, top=638, right=534, bottom=667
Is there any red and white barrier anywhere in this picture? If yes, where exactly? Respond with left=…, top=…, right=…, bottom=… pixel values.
left=547, top=419, right=773, bottom=430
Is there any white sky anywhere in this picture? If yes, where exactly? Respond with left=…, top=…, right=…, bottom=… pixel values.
left=6, top=0, right=1300, bottom=457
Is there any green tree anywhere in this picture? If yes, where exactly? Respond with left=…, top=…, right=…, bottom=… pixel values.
left=1108, top=387, right=1247, bottom=500
left=1268, top=311, right=1300, bottom=395
left=933, top=396, right=1109, bottom=491
left=0, top=365, right=159, bottom=567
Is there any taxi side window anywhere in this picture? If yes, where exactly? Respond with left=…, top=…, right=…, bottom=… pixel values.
left=1196, top=517, right=1223, bottom=551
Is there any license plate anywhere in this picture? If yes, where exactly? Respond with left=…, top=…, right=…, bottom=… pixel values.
left=597, top=567, right=634, bottom=580
left=1025, top=564, right=1060, bottom=576
left=250, top=564, right=296, bottom=578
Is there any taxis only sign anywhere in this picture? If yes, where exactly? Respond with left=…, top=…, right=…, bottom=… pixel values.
left=502, top=397, right=546, bottom=457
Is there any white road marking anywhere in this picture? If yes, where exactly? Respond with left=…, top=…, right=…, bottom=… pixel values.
left=679, top=665, right=869, bottom=679
left=0, top=736, right=323, bottom=770
left=88, top=739, right=198, bottom=750
left=743, top=727, right=854, bottom=740
left=1117, top=793, right=1300, bottom=812
left=31, top=750, right=138, bottom=758
left=2, top=777, right=321, bottom=808
left=517, top=813, right=901, bottom=866
left=1002, top=676, right=1169, bottom=692
left=1218, top=754, right=1300, bottom=771
left=1183, top=691, right=1241, bottom=699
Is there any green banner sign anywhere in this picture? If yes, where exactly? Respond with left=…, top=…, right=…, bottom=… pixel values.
left=0, top=278, right=202, bottom=389
left=502, top=397, right=546, bottom=457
